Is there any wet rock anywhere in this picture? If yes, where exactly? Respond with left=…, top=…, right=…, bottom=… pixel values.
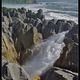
left=2, top=7, right=9, bottom=17
left=36, top=9, right=44, bottom=20
left=55, top=19, right=67, bottom=33
left=67, top=20, right=76, bottom=27
left=19, top=13, right=26, bottom=21
left=61, top=22, right=73, bottom=32
left=42, top=20, right=56, bottom=39
left=26, top=10, right=33, bottom=18
left=2, top=7, right=79, bottom=80
left=17, top=7, right=26, bottom=14
left=51, top=19, right=58, bottom=24
left=11, top=19, right=42, bottom=63
left=54, top=41, right=79, bottom=72
left=41, top=67, right=78, bottom=80
left=34, top=18, right=42, bottom=27
left=54, top=24, right=79, bottom=72
left=37, top=23, right=43, bottom=33
left=65, top=24, right=78, bottom=43
left=55, top=19, right=76, bottom=33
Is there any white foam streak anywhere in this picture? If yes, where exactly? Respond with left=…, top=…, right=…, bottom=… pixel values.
left=44, top=12, right=78, bottom=24
left=22, top=31, right=68, bottom=78
left=2, top=3, right=78, bottom=24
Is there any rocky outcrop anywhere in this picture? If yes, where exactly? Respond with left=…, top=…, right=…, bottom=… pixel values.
left=2, top=56, right=31, bottom=80
left=41, top=67, right=78, bottom=80
left=54, top=25, right=79, bottom=72
left=2, top=7, right=79, bottom=80
left=11, top=18, right=42, bottom=63
left=2, top=31, right=18, bottom=63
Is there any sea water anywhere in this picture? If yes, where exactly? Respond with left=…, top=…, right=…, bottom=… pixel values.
left=2, top=0, right=78, bottom=24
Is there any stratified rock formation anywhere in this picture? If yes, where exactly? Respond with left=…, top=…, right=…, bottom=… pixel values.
left=2, top=7, right=79, bottom=80
left=54, top=24, right=79, bottom=72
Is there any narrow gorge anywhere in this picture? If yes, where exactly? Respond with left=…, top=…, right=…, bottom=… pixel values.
left=2, top=7, right=78, bottom=80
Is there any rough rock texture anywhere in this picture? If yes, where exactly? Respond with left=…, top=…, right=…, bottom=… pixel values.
left=2, top=7, right=79, bottom=80
left=41, top=67, right=78, bottom=80
left=2, top=19, right=18, bottom=63
left=42, top=20, right=56, bottom=39
left=2, top=32, right=18, bottom=63
left=54, top=25, right=79, bottom=72
left=11, top=18, right=42, bottom=63
left=2, top=56, right=31, bottom=80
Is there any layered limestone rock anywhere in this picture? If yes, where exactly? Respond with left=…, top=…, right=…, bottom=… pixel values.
left=2, top=56, right=31, bottom=80
left=54, top=25, right=79, bottom=72
left=9, top=18, right=42, bottom=63
left=2, top=7, right=78, bottom=80
left=2, top=32, right=18, bottom=63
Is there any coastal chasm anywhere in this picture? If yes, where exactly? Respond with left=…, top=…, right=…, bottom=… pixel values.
left=2, top=7, right=78, bottom=80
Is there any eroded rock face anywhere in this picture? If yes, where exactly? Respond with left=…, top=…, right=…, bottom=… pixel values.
left=65, top=24, right=78, bottom=43
left=11, top=19, right=42, bottom=63
left=2, top=7, right=78, bottom=79
left=41, top=67, right=78, bottom=80
left=2, top=56, right=31, bottom=80
left=2, top=16, right=9, bottom=27
left=42, top=20, right=56, bottom=39
left=54, top=25, right=79, bottom=72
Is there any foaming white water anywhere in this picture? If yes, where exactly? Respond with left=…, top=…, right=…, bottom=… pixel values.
left=2, top=3, right=46, bottom=9
left=44, top=12, right=78, bottom=24
left=22, top=31, right=68, bottom=78
left=2, top=3, right=78, bottom=24
left=46, top=9, right=78, bottom=14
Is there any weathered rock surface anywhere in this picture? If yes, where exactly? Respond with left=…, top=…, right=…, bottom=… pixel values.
left=2, top=7, right=79, bottom=80
left=2, top=56, right=31, bottom=80
left=41, top=67, right=78, bottom=80
left=10, top=18, right=42, bottom=63
left=54, top=25, right=79, bottom=72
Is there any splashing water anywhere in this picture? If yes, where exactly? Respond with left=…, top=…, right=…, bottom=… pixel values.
left=22, top=31, right=68, bottom=78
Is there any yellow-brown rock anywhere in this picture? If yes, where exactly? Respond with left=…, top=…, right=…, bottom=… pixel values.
left=2, top=32, right=18, bottom=63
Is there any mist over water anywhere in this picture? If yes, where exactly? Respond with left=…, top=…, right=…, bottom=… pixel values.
left=22, top=31, right=68, bottom=78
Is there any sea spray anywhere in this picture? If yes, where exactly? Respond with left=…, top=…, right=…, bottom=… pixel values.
left=22, top=31, right=68, bottom=78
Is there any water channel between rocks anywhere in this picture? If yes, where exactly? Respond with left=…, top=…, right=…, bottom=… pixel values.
left=22, top=31, right=68, bottom=79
